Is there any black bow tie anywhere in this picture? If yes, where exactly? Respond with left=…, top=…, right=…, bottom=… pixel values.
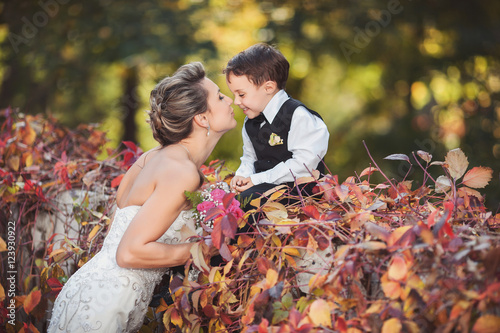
left=251, top=114, right=266, bottom=124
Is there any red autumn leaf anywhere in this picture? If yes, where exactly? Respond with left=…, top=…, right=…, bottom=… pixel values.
left=461, top=166, right=493, bottom=189
left=219, top=242, right=233, bottom=261
left=221, top=214, right=237, bottom=239
left=205, top=206, right=225, bottom=222
left=122, top=140, right=139, bottom=152
left=256, top=257, right=274, bottom=275
left=24, top=179, right=35, bottom=191
left=303, top=205, right=320, bottom=220
left=111, top=174, right=124, bottom=188
left=46, top=277, right=63, bottom=290
left=203, top=304, right=216, bottom=318
left=211, top=217, right=223, bottom=249
left=23, top=289, right=42, bottom=314
left=222, top=192, right=235, bottom=210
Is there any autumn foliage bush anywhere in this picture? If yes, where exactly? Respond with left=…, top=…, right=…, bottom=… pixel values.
left=1, top=109, right=499, bottom=332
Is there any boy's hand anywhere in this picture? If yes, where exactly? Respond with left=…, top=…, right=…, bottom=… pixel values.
left=231, top=176, right=253, bottom=193
left=234, top=177, right=254, bottom=193
left=230, top=175, right=246, bottom=191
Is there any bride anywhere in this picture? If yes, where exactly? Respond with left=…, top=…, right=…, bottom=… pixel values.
left=48, top=62, right=237, bottom=332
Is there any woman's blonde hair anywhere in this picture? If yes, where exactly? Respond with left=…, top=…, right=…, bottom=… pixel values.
left=147, top=62, right=208, bottom=146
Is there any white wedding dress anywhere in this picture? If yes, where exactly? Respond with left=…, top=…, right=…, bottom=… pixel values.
left=48, top=205, right=196, bottom=332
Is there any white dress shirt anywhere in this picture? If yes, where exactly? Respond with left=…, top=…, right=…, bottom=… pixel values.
left=235, top=90, right=329, bottom=185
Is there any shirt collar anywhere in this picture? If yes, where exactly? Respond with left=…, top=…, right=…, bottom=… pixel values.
left=262, top=90, right=289, bottom=123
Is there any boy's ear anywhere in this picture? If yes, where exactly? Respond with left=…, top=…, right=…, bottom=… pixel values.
left=263, top=80, right=278, bottom=94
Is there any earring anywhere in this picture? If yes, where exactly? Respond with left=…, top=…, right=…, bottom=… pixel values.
left=206, top=124, right=210, bottom=136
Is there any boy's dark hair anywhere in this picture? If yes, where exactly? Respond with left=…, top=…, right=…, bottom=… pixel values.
left=224, top=43, right=290, bottom=90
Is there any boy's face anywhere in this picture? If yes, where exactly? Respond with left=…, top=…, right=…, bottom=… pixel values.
left=226, top=73, right=275, bottom=119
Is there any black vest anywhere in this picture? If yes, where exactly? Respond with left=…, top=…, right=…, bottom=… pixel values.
left=245, top=98, right=325, bottom=174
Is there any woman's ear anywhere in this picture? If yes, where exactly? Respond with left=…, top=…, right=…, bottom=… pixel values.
left=193, top=113, right=209, bottom=128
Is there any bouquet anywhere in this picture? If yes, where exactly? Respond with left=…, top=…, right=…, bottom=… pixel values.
left=185, top=161, right=244, bottom=257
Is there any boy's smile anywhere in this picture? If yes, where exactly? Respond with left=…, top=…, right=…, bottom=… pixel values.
left=226, top=73, right=277, bottom=119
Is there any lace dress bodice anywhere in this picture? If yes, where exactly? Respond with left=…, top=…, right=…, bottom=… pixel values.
left=48, top=206, right=196, bottom=333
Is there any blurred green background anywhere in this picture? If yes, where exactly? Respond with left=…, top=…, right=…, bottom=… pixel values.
left=1, top=0, right=499, bottom=211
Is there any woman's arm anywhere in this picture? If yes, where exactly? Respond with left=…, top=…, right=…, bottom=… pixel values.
left=116, top=162, right=202, bottom=269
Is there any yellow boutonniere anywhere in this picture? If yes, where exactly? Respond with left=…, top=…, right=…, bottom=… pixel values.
left=269, top=133, right=283, bottom=146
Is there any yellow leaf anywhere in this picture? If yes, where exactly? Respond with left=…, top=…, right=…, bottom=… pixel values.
left=272, top=234, right=282, bottom=247
left=365, top=301, right=385, bottom=314
left=381, top=318, right=402, bottom=333
left=283, top=246, right=301, bottom=257
left=472, top=315, right=500, bottom=333
left=23, top=152, right=33, bottom=167
left=0, top=282, right=5, bottom=301
left=48, top=248, right=66, bottom=259
left=388, top=256, right=408, bottom=281
left=209, top=267, right=222, bottom=283
left=309, top=299, right=332, bottom=326
left=357, top=241, right=387, bottom=251
left=87, top=225, right=100, bottom=242
left=445, top=148, right=468, bottom=180
left=462, top=166, right=493, bottom=189
left=0, top=237, right=7, bottom=252
left=265, top=269, right=278, bottom=289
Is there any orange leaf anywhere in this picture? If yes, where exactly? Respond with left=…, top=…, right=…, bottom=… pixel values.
left=309, top=299, right=332, bottom=326
left=335, top=184, right=349, bottom=202
left=170, top=309, right=183, bottom=327
left=360, top=167, right=379, bottom=178
left=388, top=256, right=408, bottom=281
left=382, top=281, right=401, bottom=299
left=381, top=318, right=402, bottom=333
left=23, top=289, right=41, bottom=314
left=472, top=314, right=500, bottom=333
left=461, top=166, right=493, bottom=189
left=445, top=148, right=468, bottom=180
left=388, top=226, right=413, bottom=247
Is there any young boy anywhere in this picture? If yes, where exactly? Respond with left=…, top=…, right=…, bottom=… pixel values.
left=224, top=43, right=329, bottom=207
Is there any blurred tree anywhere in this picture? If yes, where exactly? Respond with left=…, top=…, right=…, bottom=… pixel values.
left=0, top=0, right=215, bottom=143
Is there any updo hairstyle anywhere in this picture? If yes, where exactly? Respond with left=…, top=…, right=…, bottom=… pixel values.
left=147, top=62, right=209, bottom=146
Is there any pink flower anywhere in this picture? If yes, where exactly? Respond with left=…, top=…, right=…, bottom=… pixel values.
left=210, top=188, right=226, bottom=202
left=197, top=201, right=215, bottom=213
left=228, top=204, right=244, bottom=220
